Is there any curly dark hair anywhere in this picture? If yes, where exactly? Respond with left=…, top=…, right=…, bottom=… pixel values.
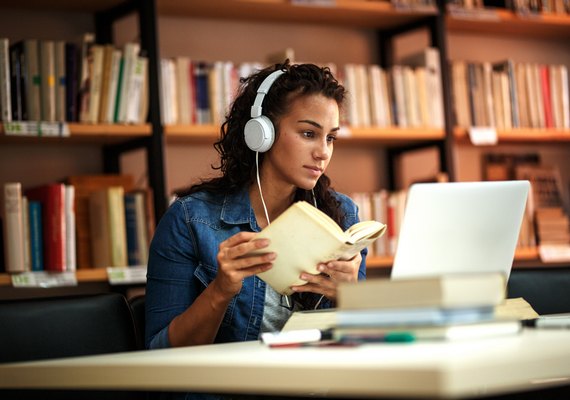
left=175, top=60, right=347, bottom=226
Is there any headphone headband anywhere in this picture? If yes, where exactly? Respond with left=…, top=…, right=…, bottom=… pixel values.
left=250, top=69, right=286, bottom=118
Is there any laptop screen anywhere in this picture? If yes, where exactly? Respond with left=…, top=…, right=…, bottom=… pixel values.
left=391, top=181, right=530, bottom=281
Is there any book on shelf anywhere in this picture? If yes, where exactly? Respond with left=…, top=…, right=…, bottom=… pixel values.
left=28, top=200, right=43, bottom=271
left=21, top=196, right=30, bottom=271
left=25, top=183, right=67, bottom=272
left=0, top=38, right=11, bottom=122
left=2, top=182, right=26, bottom=273
left=400, top=47, right=444, bottom=129
left=39, top=40, right=56, bottom=123
left=249, top=200, right=386, bottom=295
left=124, top=191, right=149, bottom=266
left=67, top=174, right=134, bottom=269
left=115, top=42, right=140, bottom=123
left=54, top=40, right=66, bottom=123
left=89, top=186, right=128, bottom=268
left=9, top=40, right=27, bottom=121
left=452, top=59, right=570, bottom=130
left=65, top=42, right=79, bottom=122
left=337, top=273, right=507, bottom=311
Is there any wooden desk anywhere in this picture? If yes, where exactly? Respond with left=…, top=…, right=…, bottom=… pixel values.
left=1, top=329, right=570, bottom=399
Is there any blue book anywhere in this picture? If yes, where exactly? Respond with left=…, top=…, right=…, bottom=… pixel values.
left=28, top=201, right=43, bottom=271
left=194, top=61, right=211, bottom=124
left=124, top=192, right=141, bottom=266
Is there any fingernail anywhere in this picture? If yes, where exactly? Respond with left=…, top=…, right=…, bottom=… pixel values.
left=318, top=264, right=325, bottom=272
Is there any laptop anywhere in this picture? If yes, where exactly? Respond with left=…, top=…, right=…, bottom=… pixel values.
left=391, top=180, right=530, bottom=281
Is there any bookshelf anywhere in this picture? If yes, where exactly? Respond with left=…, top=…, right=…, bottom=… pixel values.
left=445, top=5, right=570, bottom=267
left=1, top=0, right=570, bottom=291
left=446, top=8, right=570, bottom=39
left=454, top=127, right=570, bottom=144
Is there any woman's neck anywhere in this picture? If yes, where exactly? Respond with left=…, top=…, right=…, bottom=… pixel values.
left=249, top=180, right=295, bottom=229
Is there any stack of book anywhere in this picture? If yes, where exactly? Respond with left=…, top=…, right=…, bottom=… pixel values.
left=332, top=273, right=520, bottom=343
left=269, top=273, right=520, bottom=346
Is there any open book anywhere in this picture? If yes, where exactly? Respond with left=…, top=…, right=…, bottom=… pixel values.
left=251, top=201, right=386, bottom=295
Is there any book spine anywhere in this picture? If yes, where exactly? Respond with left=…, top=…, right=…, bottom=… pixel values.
left=65, top=185, right=76, bottom=272
left=28, top=200, right=44, bottom=271
left=107, top=187, right=127, bottom=267
left=39, top=40, right=56, bottom=122
left=21, top=196, right=31, bottom=271
left=124, top=193, right=141, bottom=266
left=54, top=40, right=66, bottom=122
left=125, top=56, right=147, bottom=123
left=0, top=38, right=12, bottom=122
left=2, top=182, right=26, bottom=273
left=65, top=42, right=79, bottom=122
left=9, top=42, right=26, bottom=121
left=117, top=42, right=140, bottom=123
left=84, top=45, right=104, bottom=123
left=104, top=49, right=122, bottom=123
left=26, top=184, right=66, bottom=272
left=24, top=39, right=41, bottom=121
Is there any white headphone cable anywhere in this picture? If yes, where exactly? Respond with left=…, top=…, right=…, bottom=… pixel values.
left=256, top=151, right=271, bottom=226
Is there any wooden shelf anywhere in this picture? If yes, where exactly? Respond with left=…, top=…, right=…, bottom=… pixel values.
left=165, top=124, right=445, bottom=146
left=366, top=247, right=565, bottom=271
left=447, top=8, right=570, bottom=39
left=0, top=123, right=151, bottom=144
left=0, top=247, right=564, bottom=287
left=156, top=0, right=437, bottom=29
left=454, top=127, right=570, bottom=144
left=0, top=0, right=126, bottom=13
left=0, top=269, right=109, bottom=288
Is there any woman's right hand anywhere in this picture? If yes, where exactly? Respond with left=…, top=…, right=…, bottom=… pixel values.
left=212, top=232, right=275, bottom=299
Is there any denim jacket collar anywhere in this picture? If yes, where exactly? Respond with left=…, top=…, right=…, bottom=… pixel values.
left=220, top=188, right=260, bottom=232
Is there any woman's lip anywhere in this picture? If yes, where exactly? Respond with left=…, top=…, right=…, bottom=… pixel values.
left=304, top=166, right=323, bottom=176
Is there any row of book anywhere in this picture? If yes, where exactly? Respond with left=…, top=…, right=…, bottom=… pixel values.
left=482, top=152, right=570, bottom=248
left=1, top=175, right=155, bottom=274
left=159, top=47, right=445, bottom=129
left=0, top=36, right=148, bottom=126
left=448, top=0, right=570, bottom=14
left=451, top=60, right=570, bottom=130
left=351, top=182, right=568, bottom=259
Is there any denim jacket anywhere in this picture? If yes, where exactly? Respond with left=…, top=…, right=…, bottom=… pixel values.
left=145, top=187, right=367, bottom=351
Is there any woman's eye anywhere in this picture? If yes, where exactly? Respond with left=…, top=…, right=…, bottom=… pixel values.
left=327, top=135, right=337, bottom=143
left=302, top=131, right=315, bottom=138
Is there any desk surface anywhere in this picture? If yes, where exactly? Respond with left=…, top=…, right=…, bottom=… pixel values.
left=1, top=329, right=570, bottom=399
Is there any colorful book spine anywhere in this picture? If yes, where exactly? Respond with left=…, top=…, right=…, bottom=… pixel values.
left=28, top=200, right=43, bottom=271
left=0, top=38, right=12, bottom=122
left=2, top=182, right=25, bottom=273
left=25, top=183, right=66, bottom=272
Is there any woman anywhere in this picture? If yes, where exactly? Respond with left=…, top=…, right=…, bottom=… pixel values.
left=146, top=61, right=367, bottom=352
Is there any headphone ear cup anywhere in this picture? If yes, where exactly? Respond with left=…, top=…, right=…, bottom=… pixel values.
left=244, top=116, right=275, bottom=153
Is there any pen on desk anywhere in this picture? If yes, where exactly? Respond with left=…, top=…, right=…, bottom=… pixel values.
left=337, top=331, right=416, bottom=344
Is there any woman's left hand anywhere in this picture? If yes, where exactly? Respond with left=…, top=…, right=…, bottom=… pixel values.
left=291, top=252, right=362, bottom=301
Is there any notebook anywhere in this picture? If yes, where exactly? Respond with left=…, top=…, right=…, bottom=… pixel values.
left=391, top=180, right=530, bottom=281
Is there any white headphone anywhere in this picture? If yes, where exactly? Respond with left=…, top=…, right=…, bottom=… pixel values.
left=244, top=69, right=285, bottom=153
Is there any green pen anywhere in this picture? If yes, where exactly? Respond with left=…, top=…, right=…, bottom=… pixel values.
left=383, top=332, right=416, bottom=343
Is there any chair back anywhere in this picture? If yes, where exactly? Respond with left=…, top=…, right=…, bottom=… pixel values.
left=0, top=292, right=138, bottom=363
